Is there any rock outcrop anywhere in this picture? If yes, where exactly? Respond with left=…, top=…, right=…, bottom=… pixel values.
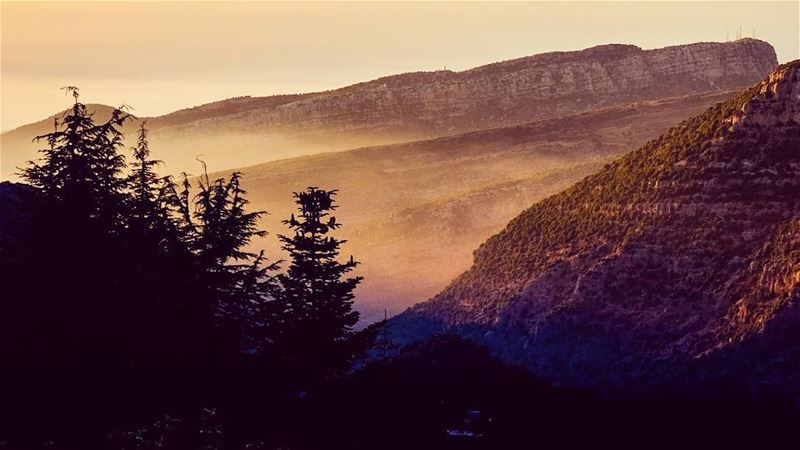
left=172, top=39, right=778, bottom=136
left=391, top=61, right=800, bottom=396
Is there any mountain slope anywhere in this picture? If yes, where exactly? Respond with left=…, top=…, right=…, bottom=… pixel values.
left=2, top=39, right=777, bottom=180
left=391, top=61, right=800, bottom=394
left=221, top=89, right=742, bottom=322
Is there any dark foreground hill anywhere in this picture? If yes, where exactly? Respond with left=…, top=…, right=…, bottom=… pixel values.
left=269, top=335, right=797, bottom=449
left=391, top=61, right=800, bottom=396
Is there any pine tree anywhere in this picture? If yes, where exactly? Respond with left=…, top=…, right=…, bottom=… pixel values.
left=277, top=187, right=362, bottom=378
left=128, top=121, right=163, bottom=227
left=6, top=89, right=288, bottom=444
left=126, top=120, right=180, bottom=256
left=18, top=87, right=133, bottom=297
left=167, top=166, right=280, bottom=353
left=22, top=86, right=131, bottom=232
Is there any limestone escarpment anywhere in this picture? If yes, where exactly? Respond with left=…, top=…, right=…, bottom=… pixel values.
left=192, top=39, right=778, bottom=135
left=391, top=61, right=800, bottom=395
left=1, top=39, right=777, bottom=180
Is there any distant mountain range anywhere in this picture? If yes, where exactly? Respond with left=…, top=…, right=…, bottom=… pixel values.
left=2, top=39, right=776, bottom=181
left=0, top=39, right=780, bottom=325
left=391, top=61, right=800, bottom=395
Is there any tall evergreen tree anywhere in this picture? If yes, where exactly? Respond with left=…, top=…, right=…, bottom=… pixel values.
left=129, top=121, right=159, bottom=208
left=125, top=120, right=182, bottom=257
left=22, top=87, right=131, bottom=232
left=128, top=121, right=163, bottom=228
left=5, top=89, right=289, bottom=446
left=17, top=87, right=133, bottom=306
left=167, top=167, right=280, bottom=353
left=277, top=187, right=362, bottom=378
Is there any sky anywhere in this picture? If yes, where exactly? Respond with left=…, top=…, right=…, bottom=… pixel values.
left=1, top=1, right=799, bottom=132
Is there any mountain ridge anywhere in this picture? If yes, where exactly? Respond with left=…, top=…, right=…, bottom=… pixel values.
left=205, top=89, right=743, bottom=322
left=2, top=39, right=777, bottom=180
left=391, top=60, right=800, bottom=394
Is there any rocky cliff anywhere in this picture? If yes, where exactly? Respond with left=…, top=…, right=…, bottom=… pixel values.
left=177, top=39, right=778, bottom=136
left=391, top=61, right=800, bottom=395
left=1, top=39, right=777, bottom=180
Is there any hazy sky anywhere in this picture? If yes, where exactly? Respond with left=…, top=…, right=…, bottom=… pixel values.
left=2, top=1, right=798, bottom=131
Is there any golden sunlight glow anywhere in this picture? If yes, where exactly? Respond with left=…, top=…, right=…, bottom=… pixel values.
left=1, top=1, right=798, bottom=131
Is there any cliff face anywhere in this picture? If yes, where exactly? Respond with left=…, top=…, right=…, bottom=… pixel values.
left=391, top=61, right=800, bottom=395
left=189, top=39, right=778, bottom=135
left=2, top=39, right=776, bottom=180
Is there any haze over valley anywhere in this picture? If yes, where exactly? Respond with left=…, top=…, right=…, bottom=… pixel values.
left=1, top=39, right=778, bottom=322
left=392, top=59, right=800, bottom=396
left=0, top=38, right=777, bottom=180
left=2, top=3, right=799, bottom=446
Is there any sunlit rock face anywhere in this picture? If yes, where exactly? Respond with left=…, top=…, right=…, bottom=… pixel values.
left=206, top=39, right=777, bottom=135
left=392, top=61, right=800, bottom=395
left=1, top=39, right=777, bottom=180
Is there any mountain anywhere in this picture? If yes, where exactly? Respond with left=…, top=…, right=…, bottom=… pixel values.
left=1, top=40, right=780, bottom=326
left=223, top=89, right=743, bottom=322
left=390, top=61, right=800, bottom=395
left=1, top=39, right=776, bottom=180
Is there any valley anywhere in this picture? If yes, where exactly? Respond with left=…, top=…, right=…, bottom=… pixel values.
left=391, top=61, right=800, bottom=396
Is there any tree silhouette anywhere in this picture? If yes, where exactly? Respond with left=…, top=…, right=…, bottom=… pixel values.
left=125, top=120, right=189, bottom=265
left=128, top=122, right=166, bottom=230
left=277, top=187, right=362, bottom=380
left=2, top=89, right=385, bottom=448
left=166, top=167, right=280, bottom=354
left=23, top=87, right=132, bottom=232
left=3, top=90, right=281, bottom=444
